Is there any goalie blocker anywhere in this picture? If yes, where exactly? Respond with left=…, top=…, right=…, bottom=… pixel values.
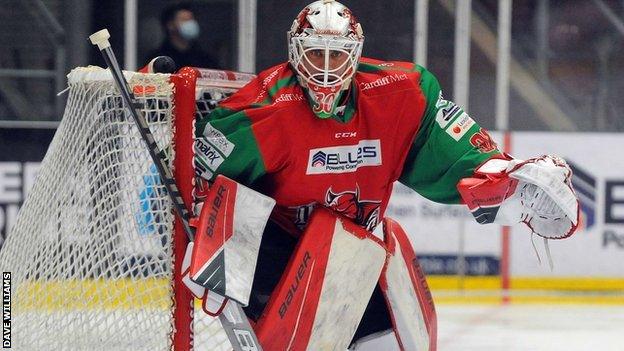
left=181, top=175, right=275, bottom=313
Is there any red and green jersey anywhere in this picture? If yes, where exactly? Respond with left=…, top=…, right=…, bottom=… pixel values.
left=194, top=57, right=501, bottom=235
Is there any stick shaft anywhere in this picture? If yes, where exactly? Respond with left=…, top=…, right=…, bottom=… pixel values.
left=100, top=46, right=195, bottom=241
left=91, top=33, right=262, bottom=351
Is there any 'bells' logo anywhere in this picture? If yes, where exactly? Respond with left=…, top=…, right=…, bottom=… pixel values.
left=312, top=151, right=327, bottom=167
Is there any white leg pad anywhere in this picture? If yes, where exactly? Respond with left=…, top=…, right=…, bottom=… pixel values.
left=380, top=218, right=437, bottom=351
left=350, top=330, right=401, bottom=351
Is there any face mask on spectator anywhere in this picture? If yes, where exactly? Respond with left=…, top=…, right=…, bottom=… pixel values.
left=179, top=19, right=200, bottom=41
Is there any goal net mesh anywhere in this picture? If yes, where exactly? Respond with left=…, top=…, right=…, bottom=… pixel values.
left=0, top=67, right=239, bottom=350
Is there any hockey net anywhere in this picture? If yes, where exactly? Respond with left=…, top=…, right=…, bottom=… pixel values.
left=0, top=66, right=253, bottom=350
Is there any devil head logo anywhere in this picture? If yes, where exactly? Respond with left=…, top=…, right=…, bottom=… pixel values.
left=470, top=128, right=498, bottom=153
left=325, top=185, right=381, bottom=231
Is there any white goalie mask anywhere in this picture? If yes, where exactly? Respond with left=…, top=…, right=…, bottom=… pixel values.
left=288, top=0, right=364, bottom=118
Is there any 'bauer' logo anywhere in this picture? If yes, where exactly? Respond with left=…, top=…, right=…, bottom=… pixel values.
left=279, top=251, right=312, bottom=319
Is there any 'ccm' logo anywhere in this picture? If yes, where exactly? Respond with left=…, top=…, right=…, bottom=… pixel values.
left=335, top=132, right=357, bottom=139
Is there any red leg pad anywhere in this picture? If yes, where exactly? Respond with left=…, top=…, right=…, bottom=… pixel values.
left=255, top=208, right=387, bottom=350
left=381, top=218, right=437, bottom=351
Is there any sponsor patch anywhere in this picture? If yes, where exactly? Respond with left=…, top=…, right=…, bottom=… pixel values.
left=306, top=140, right=382, bottom=175
left=195, top=138, right=225, bottom=172
left=359, top=73, right=408, bottom=91
left=434, top=92, right=462, bottom=129
left=194, top=160, right=214, bottom=181
left=203, top=124, right=234, bottom=156
left=254, top=67, right=282, bottom=102
left=446, top=113, right=475, bottom=141
left=274, top=93, right=305, bottom=104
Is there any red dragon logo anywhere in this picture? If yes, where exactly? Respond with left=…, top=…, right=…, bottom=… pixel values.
left=325, top=186, right=381, bottom=231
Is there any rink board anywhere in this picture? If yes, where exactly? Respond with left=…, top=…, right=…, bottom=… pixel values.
left=387, top=132, right=624, bottom=281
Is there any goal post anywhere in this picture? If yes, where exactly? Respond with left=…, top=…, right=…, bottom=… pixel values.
left=0, top=66, right=254, bottom=350
left=172, top=67, right=196, bottom=351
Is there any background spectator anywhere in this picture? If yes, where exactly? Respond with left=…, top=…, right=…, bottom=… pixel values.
left=146, top=2, right=219, bottom=69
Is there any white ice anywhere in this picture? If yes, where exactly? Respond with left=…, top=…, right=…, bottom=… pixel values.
left=356, top=304, right=624, bottom=351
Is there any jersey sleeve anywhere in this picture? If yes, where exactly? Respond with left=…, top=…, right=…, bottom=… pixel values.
left=194, top=78, right=269, bottom=186
left=399, top=65, right=503, bottom=204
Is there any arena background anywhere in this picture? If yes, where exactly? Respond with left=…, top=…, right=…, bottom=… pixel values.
left=0, top=1, right=623, bottom=350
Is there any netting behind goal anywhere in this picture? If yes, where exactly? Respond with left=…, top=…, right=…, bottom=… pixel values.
left=0, top=66, right=252, bottom=350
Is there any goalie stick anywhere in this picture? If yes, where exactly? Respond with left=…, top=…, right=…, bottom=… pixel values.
left=89, top=29, right=262, bottom=351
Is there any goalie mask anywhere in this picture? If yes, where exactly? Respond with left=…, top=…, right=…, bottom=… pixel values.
left=288, top=0, right=364, bottom=119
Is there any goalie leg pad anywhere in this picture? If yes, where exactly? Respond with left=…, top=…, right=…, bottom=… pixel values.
left=255, top=208, right=387, bottom=350
left=380, top=218, right=437, bottom=351
left=350, top=330, right=401, bottom=350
